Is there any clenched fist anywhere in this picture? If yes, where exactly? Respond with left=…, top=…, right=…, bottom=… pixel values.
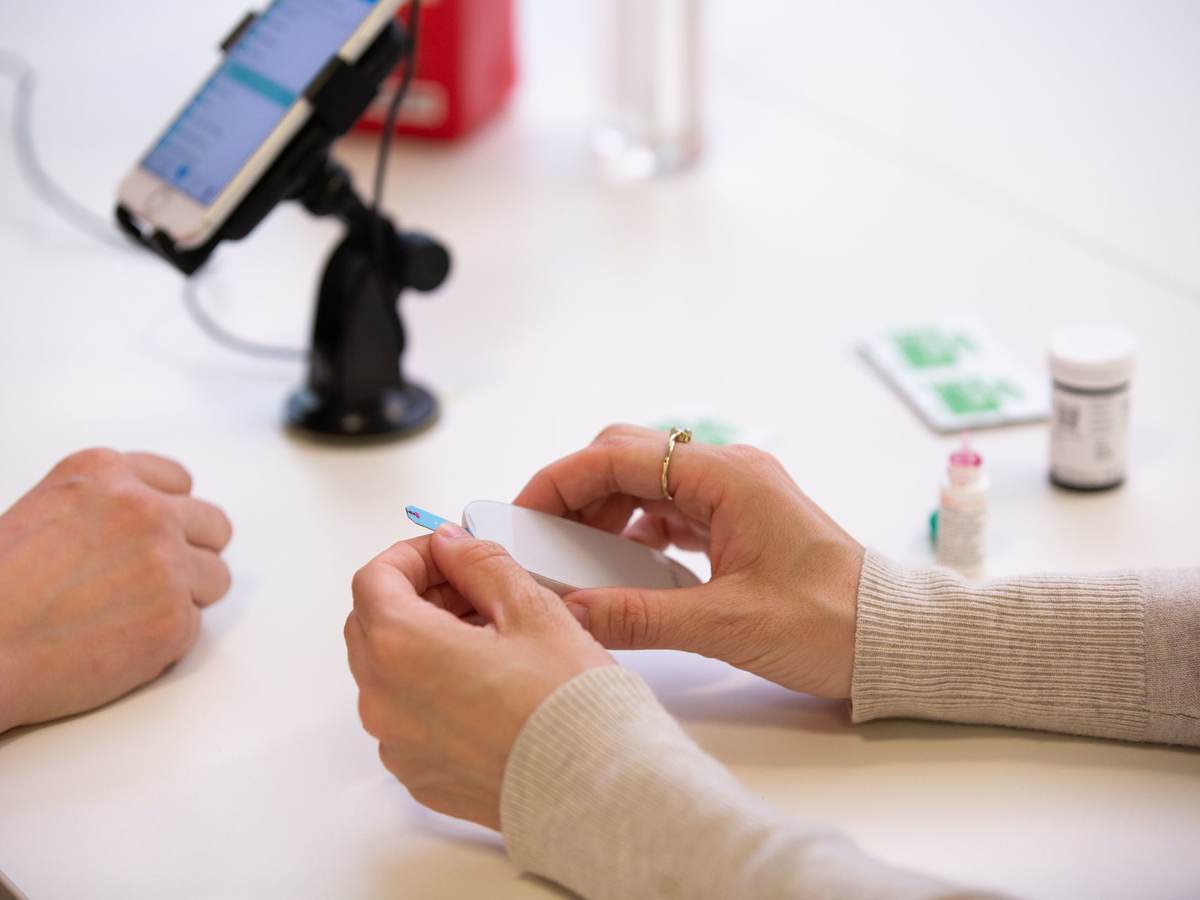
left=0, top=448, right=233, bottom=732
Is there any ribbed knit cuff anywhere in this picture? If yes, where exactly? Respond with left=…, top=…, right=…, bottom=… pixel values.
left=500, top=665, right=720, bottom=891
left=501, top=665, right=663, bottom=853
left=1141, top=568, right=1200, bottom=745
left=851, top=551, right=1149, bottom=742
left=501, top=664, right=990, bottom=899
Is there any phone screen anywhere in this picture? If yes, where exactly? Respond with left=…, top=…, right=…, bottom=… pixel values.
left=141, top=0, right=382, bottom=206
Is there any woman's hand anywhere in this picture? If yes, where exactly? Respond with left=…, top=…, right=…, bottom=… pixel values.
left=514, top=424, right=864, bottom=699
left=346, top=525, right=613, bottom=830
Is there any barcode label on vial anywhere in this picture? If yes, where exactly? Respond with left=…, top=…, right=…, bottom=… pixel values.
left=1050, top=385, right=1129, bottom=487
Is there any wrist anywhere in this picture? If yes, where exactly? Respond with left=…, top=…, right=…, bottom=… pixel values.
left=754, top=537, right=863, bottom=700
left=502, top=667, right=726, bottom=883
left=818, top=538, right=864, bottom=700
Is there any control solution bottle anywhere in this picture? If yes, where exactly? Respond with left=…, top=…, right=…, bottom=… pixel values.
left=936, top=435, right=988, bottom=577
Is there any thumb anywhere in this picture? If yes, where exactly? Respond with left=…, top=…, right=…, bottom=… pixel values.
left=563, top=583, right=715, bottom=651
left=430, top=524, right=557, bottom=630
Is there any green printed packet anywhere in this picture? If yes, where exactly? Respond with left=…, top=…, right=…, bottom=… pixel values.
left=859, top=321, right=1048, bottom=432
left=650, top=414, right=775, bottom=450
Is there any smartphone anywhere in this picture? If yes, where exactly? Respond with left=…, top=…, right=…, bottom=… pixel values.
left=407, top=501, right=703, bottom=595
left=117, top=0, right=404, bottom=249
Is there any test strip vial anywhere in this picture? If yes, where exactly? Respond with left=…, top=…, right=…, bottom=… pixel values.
left=1049, top=325, right=1135, bottom=491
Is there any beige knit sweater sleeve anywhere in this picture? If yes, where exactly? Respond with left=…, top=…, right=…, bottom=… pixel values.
left=852, top=553, right=1200, bottom=745
left=500, top=553, right=1200, bottom=899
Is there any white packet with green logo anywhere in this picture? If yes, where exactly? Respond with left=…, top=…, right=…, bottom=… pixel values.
left=859, top=321, right=1048, bottom=433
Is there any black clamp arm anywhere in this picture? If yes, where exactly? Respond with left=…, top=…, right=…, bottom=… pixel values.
left=115, top=10, right=449, bottom=442
left=220, top=12, right=257, bottom=53
left=116, top=15, right=409, bottom=275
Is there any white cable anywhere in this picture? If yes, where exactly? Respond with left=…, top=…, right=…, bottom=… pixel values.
left=0, top=48, right=305, bottom=361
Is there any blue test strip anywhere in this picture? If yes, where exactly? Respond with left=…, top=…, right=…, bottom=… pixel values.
left=405, top=505, right=455, bottom=532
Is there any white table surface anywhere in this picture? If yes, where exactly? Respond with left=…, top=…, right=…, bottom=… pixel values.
left=1, top=2, right=1198, bottom=898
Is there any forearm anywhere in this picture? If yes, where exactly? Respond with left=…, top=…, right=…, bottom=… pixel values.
left=502, top=667, right=994, bottom=900
left=852, top=552, right=1200, bottom=746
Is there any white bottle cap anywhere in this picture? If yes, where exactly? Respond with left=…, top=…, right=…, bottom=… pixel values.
left=1049, top=325, right=1136, bottom=390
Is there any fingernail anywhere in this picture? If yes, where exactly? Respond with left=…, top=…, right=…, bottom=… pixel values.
left=437, top=523, right=470, bottom=540
left=565, top=602, right=589, bottom=628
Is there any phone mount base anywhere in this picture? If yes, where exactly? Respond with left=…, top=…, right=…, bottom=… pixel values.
left=286, top=382, right=437, bottom=441
left=285, top=161, right=449, bottom=441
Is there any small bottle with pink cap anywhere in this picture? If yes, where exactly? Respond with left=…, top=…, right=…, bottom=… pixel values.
left=935, top=434, right=989, bottom=576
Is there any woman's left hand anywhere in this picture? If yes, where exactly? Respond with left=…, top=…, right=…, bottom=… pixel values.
left=345, top=523, right=614, bottom=829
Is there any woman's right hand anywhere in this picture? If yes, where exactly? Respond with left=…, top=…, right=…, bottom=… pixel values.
left=514, top=424, right=864, bottom=699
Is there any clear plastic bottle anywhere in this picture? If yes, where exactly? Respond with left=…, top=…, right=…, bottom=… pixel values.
left=936, top=434, right=988, bottom=576
left=594, top=0, right=703, bottom=180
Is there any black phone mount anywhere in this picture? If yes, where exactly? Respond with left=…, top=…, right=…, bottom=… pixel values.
left=115, top=14, right=450, bottom=441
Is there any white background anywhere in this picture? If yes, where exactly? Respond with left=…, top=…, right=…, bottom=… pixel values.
left=1, top=2, right=1198, bottom=897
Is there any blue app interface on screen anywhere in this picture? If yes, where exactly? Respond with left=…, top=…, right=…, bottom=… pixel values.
left=142, top=0, right=377, bottom=205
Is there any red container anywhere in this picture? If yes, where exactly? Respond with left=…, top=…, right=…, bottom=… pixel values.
left=357, top=0, right=517, bottom=140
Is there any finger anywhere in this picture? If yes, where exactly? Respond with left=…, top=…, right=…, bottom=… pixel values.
left=162, top=602, right=203, bottom=669
left=423, top=583, right=476, bottom=619
left=176, top=497, right=233, bottom=552
left=351, top=555, right=465, bottom=641
left=513, top=424, right=730, bottom=524
left=576, top=493, right=640, bottom=534
left=623, top=513, right=709, bottom=553
left=367, top=536, right=445, bottom=598
left=344, top=611, right=375, bottom=688
left=429, top=526, right=556, bottom=631
left=624, top=498, right=712, bottom=546
left=350, top=556, right=456, bottom=633
left=622, top=514, right=671, bottom=550
left=563, top=582, right=717, bottom=651
left=638, top=496, right=711, bottom=526
left=124, top=452, right=193, bottom=495
left=186, top=547, right=232, bottom=607
left=351, top=536, right=451, bottom=629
